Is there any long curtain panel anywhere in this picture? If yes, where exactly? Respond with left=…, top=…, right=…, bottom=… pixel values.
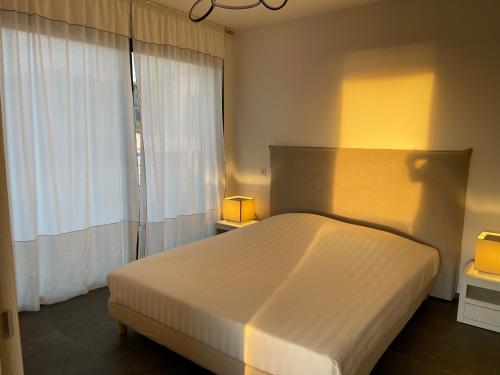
left=134, top=41, right=224, bottom=256
left=0, top=11, right=139, bottom=311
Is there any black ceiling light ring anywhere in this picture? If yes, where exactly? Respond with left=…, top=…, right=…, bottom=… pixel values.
left=189, top=0, right=288, bottom=23
left=212, top=0, right=262, bottom=10
left=189, top=0, right=214, bottom=23
left=261, top=0, right=287, bottom=11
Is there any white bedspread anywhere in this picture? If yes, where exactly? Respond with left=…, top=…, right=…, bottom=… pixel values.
left=108, top=213, right=439, bottom=375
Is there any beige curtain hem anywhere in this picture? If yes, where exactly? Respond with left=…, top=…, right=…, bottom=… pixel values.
left=133, top=0, right=226, bottom=59
left=0, top=0, right=131, bottom=36
left=0, top=0, right=227, bottom=59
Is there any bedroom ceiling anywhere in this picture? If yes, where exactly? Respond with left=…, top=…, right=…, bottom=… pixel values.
left=154, top=0, right=382, bottom=29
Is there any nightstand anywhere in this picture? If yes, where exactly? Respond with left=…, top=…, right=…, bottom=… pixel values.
left=457, top=260, right=500, bottom=333
left=214, top=220, right=259, bottom=234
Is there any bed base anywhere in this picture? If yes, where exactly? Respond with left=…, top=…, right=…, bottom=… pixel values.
left=108, top=299, right=267, bottom=375
left=108, top=279, right=432, bottom=375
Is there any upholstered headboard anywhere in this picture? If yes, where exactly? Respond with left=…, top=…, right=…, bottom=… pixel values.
left=270, top=146, right=472, bottom=300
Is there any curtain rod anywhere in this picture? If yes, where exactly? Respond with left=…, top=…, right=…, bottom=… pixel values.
left=139, top=0, right=235, bottom=35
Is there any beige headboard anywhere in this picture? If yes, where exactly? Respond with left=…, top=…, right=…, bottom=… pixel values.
left=270, top=146, right=472, bottom=301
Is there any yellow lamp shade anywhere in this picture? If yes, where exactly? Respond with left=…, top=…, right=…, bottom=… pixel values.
left=223, top=196, right=255, bottom=223
left=474, top=231, right=500, bottom=275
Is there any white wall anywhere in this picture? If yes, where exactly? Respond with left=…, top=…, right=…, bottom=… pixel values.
left=225, top=0, right=500, bottom=285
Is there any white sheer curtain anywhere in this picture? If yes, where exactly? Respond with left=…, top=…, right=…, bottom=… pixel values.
left=134, top=41, right=224, bottom=256
left=0, top=11, right=138, bottom=311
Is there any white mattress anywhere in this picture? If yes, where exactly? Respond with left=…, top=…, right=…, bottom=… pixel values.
left=108, top=213, right=439, bottom=375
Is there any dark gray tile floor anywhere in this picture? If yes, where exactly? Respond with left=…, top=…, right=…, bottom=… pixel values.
left=19, top=288, right=500, bottom=374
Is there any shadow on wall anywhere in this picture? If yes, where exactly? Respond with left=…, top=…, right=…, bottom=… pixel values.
left=423, top=38, right=500, bottom=277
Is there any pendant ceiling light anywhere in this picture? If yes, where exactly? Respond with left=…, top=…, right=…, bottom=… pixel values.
left=189, top=0, right=288, bottom=23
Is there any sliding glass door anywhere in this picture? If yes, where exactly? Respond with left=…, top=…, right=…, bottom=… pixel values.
left=0, top=5, right=225, bottom=311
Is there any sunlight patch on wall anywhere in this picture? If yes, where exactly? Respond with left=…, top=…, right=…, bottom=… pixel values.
left=339, top=44, right=435, bottom=149
left=340, top=73, right=435, bottom=148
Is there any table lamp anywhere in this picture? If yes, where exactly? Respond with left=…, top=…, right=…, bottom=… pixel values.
left=474, top=231, right=500, bottom=275
left=222, top=196, right=255, bottom=223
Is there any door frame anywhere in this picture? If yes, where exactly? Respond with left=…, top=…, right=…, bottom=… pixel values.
left=0, top=104, right=23, bottom=374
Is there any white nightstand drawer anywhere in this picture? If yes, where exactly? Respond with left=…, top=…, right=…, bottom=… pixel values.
left=464, top=303, right=500, bottom=327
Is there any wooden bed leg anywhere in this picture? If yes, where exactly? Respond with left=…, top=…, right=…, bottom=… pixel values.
left=118, top=321, right=127, bottom=336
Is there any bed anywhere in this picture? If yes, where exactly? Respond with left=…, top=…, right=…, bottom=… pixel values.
left=108, top=146, right=472, bottom=375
